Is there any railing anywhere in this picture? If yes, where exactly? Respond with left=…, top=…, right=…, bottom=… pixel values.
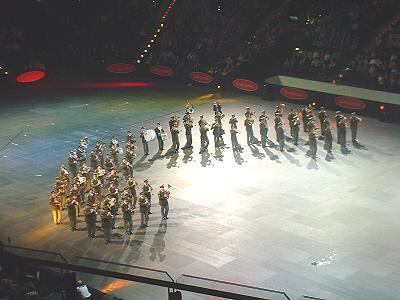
left=0, top=244, right=327, bottom=300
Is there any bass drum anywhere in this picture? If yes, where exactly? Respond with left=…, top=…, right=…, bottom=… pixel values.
left=144, top=129, right=157, bottom=142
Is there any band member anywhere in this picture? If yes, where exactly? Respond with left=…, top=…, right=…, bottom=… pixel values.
left=324, top=126, right=333, bottom=154
left=126, top=130, right=136, bottom=144
left=105, top=154, right=115, bottom=174
left=274, top=112, right=283, bottom=130
left=125, top=143, right=136, bottom=164
left=138, top=191, right=150, bottom=228
left=321, top=118, right=330, bottom=140
left=309, top=128, right=318, bottom=159
left=85, top=205, right=97, bottom=238
left=171, top=124, right=180, bottom=153
left=109, top=198, right=117, bottom=229
left=68, top=151, right=78, bottom=176
left=229, top=114, right=238, bottom=129
left=91, top=173, right=102, bottom=198
left=350, top=112, right=362, bottom=143
left=155, top=122, right=165, bottom=151
left=158, top=184, right=171, bottom=220
left=259, top=110, right=269, bottom=148
left=55, top=177, right=67, bottom=209
left=338, top=117, right=349, bottom=152
left=76, top=144, right=87, bottom=166
left=126, top=175, right=138, bottom=208
left=185, top=102, right=194, bottom=114
left=142, top=179, right=153, bottom=214
left=95, top=140, right=105, bottom=168
left=213, top=101, right=222, bottom=115
left=292, top=117, right=300, bottom=146
left=95, top=165, right=106, bottom=186
left=275, top=103, right=286, bottom=117
left=169, top=115, right=179, bottom=131
left=335, top=111, right=344, bottom=144
left=198, top=115, right=210, bottom=153
left=318, top=107, right=327, bottom=136
left=59, top=165, right=70, bottom=185
left=244, top=107, right=254, bottom=119
left=110, top=142, right=120, bottom=166
left=214, top=111, right=225, bottom=146
left=100, top=207, right=113, bottom=243
left=89, top=150, right=99, bottom=171
left=108, top=182, right=119, bottom=204
left=287, top=109, right=296, bottom=137
left=140, top=127, right=149, bottom=156
left=244, top=114, right=257, bottom=145
left=121, top=198, right=134, bottom=234
left=49, top=190, right=61, bottom=225
left=107, top=167, right=119, bottom=188
left=301, top=106, right=309, bottom=132
left=211, top=120, right=222, bottom=148
left=276, top=122, right=285, bottom=152
left=80, top=163, right=91, bottom=183
left=230, top=126, right=242, bottom=152
left=66, top=195, right=79, bottom=231
left=87, top=189, right=96, bottom=207
left=120, top=158, right=133, bottom=180
left=182, top=112, right=194, bottom=149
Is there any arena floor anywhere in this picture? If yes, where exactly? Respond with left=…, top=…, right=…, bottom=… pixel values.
left=0, top=79, right=399, bottom=300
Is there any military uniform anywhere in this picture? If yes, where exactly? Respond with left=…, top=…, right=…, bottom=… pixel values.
left=155, top=123, right=165, bottom=151
left=335, top=112, right=344, bottom=144
left=301, top=107, right=309, bottom=132
left=276, top=124, right=285, bottom=151
left=292, top=117, right=300, bottom=145
left=140, top=128, right=149, bottom=156
left=126, top=176, right=138, bottom=208
left=68, top=151, right=78, bottom=176
left=100, top=209, right=113, bottom=243
left=318, top=108, right=327, bottom=136
left=324, top=127, right=333, bottom=153
left=89, top=150, right=99, bottom=171
left=138, top=193, right=150, bottom=227
left=158, top=186, right=170, bottom=220
left=105, top=154, right=115, bottom=174
left=259, top=112, right=269, bottom=148
left=338, top=118, right=348, bottom=151
left=211, top=122, right=222, bottom=147
left=287, top=110, right=296, bottom=137
left=142, top=180, right=153, bottom=213
left=85, top=206, right=97, bottom=238
left=244, top=118, right=256, bottom=145
left=171, top=126, right=180, bottom=153
left=309, top=129, right=318, bottom=159
left=349, top=113, right=362, bottom=143
left=199, top=117, right=210, bottom=153
left=120, top=159, right=133, bottom=180
left=49, top=191, right=61, bottom=224
left=182, top=113, right=193, bottom=149
left=95, top=141, right=105, bottom=168
left=66, top=196, right=78, bottom=231
left=121, top=200, right=134, bottom=234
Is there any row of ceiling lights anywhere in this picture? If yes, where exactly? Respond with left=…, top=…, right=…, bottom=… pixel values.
left=136, top=0, right=177, bottom=64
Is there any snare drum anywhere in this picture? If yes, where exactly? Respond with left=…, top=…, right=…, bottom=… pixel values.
left=161, top=132, right=168, bottom=141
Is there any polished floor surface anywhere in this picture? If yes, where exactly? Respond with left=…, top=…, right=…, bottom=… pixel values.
left=0, top=80, right=399, bottom=300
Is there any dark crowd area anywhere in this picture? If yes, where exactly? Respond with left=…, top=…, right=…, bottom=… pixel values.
left=1, top=0, right=399, bottom=92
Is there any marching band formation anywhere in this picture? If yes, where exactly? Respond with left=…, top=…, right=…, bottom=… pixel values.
left=49, top=100, right=363, bottom=243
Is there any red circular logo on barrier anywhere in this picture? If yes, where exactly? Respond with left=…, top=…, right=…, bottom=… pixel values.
left=232, top=79, right=258, bottom=91
left=16, top=71, right=46, bottom=83
left=150, top=65, right=174, bottom=77
left=280, top=87, right=308, bottom=100
left=106, top=63, right=136, bottom=74
left=335, top=96, right=366, bottom=110
left=190, top=72, right=213, bottom=83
